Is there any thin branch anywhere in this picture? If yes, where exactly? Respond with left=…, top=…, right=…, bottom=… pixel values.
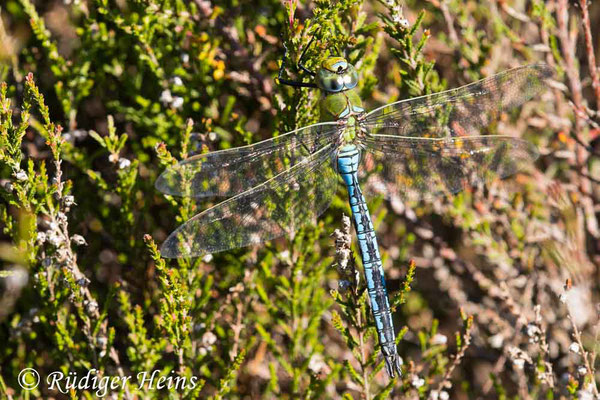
left=578, top=0, right=600, bottom=109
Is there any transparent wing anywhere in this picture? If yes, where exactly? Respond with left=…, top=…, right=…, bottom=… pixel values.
left=359, top=135, right=538, bottom=201
left=362, top=64, right=552, bottom=138
left=160, top=144, right=338, bottom=258
left=156, top=122, right=340, bottom=198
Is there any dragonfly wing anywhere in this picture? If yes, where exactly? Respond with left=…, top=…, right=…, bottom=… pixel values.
left=362, top=64, right=552, bottom=138
left=156, top=122, right=341, bottom=198
left=359, top=135, right=538, bottom=201
left=160, top=144, right=338, bottom=258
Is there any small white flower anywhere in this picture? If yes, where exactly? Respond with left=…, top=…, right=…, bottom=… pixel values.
left=526, top=324, right=539, bottom=337
left=181, top=53, right=190, bottom=63
left=513, top=358, right=525, bottom=369
left=57, top=212, right=68, bottom=223
left=577, top=389, right=595, bottom=400
left=37, top=232, right=47, bottom=244
left=72, top=129, right=87, bottom=139
left=47, top=233, right=62, bottom=247
left=392, top=5, right=409, bottom=28
left=160, top=89, right=173, bottom=105
left=15, top=170, right=27, bottom=181
left=338, top=257, right=349, bottom=269
left=208, top=132, right=217, bottom=141
left=202, top=331, right=217, bottom=346
left=578, top=365, right=588, bottom=376
left=308, top=354, right=326, bottom=373
left=439, top=391, right=449, bottom=400
left=489, top=333, right=504, bottom=349
left=172, top=96, right=184, bottom=109
left=5, top=268, right=28, bottom=291
left=96, top=336, right=108, bottom=347
left=71, top=234, right=87, bottom=246
left=118, top=158, right=131, bottom=169
left=394, top=16, right=410, bottom=28
left=173, top=76, right=184, bottom=86
left=280, top=250, right=290, bottom=261
left=2, top=181, right=14, bottom=192
left=569, top=342, right=580, bottom=354
left=411, top=375, right=425, bottom=388
left=428, top=391, right=440, bottom=400
left=202, top=254, right=213, bottom=263
left=431, top=333, right=448, bottom=345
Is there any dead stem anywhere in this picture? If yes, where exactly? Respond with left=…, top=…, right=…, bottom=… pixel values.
left=556, top=0, right=599, bottom=238
left=578, top=0, right=600, bottom=109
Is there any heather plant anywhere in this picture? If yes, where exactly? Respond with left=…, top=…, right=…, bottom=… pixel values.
left=0, top=0, right=599, bottom=399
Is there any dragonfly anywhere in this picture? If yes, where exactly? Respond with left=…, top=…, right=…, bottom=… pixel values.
left=155, top=46, right=551, bottom=378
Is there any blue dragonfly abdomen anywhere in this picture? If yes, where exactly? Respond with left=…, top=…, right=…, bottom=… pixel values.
left=337, top=144, right=403, bottom=378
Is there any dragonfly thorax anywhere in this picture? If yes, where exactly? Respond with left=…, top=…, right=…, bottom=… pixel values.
left=318, top=58, right=365, bottom=122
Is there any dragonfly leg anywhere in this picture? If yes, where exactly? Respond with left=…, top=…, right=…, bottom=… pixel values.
left=297, top=35, right=316, bottom=77
left=277, top=39, right=317, bottom=89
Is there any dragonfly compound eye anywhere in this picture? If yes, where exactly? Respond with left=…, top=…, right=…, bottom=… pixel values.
left=327, top=76, right=344, bottom=92
left=343, top=65, right=359, bottom=89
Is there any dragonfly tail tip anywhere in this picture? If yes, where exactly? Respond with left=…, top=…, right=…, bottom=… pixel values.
left=384, top=354, right=403, bottom=379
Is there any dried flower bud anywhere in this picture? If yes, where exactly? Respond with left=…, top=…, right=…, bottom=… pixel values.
left=569, top=342, right=580, bottom=354
left=64, top=195, right=75, bottom=207
left=338, top=279, right=352, bottom=292
left=2, top=180, right=14, bottom=192
left=56, top=212, right=68, bottom=223
left=71, top=234, right=86, bottom=246
left=84, top=300, right=99, bottom=314
left=77, top=276, right=91, bottom=287
left=512, top=358, right=525, bottom=369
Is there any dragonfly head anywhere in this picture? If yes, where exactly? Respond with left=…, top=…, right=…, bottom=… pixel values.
left=316, top=57, right=358, bottom=93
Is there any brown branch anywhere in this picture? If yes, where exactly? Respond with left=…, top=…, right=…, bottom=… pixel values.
left=556, top=0, right=599, bottom=238
left=579, top=0, right=600, bottom=109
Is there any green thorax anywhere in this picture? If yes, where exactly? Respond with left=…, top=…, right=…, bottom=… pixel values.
left=319, top=88, right=364, bottom=122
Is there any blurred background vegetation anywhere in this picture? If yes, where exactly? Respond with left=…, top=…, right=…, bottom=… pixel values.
left=0, top=0, right=599, bottom=398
